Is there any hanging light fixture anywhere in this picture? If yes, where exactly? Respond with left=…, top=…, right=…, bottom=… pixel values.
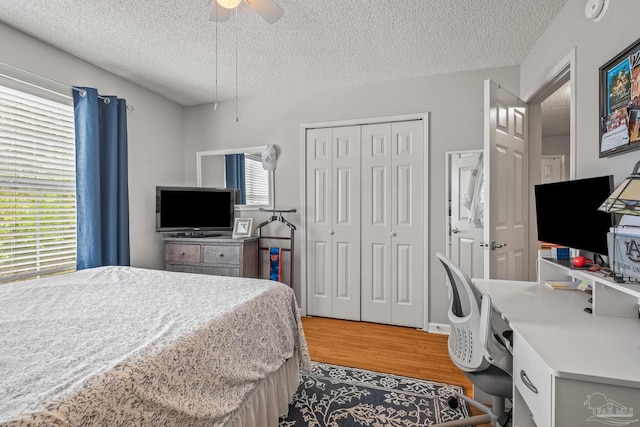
left=209, top=0, right=284, bottom=121
left=217, top=0, right=242, bottom=9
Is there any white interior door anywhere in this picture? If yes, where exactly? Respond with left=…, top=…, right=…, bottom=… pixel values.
left=331, top=126, right=361, bottom=320
left=361, top=123, right=393, bottom=324
left=484, top=80, right=529, bottom=280
left=540, top=155, right=564, bottom=184
left=306, top=128, right=333, bottom=317
left=361, top=120, right=423, bottom=328
left=450, top=151, right=484, bottom=278
left=390, top=120, right=423, bottom=327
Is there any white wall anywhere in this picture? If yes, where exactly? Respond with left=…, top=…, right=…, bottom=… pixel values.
left=184, top=66, right=520, bottom=325
left=521, top=0, right=640, bottom=183
left=0, top=23, right=185, bottom=269
left=542, top=135, right=570, bottom=158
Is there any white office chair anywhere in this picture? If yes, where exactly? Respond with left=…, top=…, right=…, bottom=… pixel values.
left=433, top=253, right=513, bottom=427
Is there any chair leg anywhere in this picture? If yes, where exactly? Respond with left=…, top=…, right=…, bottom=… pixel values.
left=492, top=395, right=505, bottom=416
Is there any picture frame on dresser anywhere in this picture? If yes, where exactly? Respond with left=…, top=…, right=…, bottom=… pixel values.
left=233, top=218, right=253, bottom=239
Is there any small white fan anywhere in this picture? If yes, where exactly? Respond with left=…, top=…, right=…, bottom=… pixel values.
left=210, top=0, right=284, bottom=24
left=261, top=145, right=277, bottom=171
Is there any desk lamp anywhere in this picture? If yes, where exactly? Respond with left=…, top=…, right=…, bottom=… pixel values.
left=597, top=160, right=640, bottom=282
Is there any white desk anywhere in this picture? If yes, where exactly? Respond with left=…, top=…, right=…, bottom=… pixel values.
left=538, top=256, right=640, bottom=318
left=473, top=276, right=640, bottom=427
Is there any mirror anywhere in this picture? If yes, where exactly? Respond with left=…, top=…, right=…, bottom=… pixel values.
left=196, top=146, right=274, bottom=210
left=446, top=150, right=484, bottom=279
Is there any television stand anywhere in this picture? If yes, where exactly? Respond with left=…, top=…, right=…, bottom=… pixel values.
left=163, top=236, right=258, bottom=278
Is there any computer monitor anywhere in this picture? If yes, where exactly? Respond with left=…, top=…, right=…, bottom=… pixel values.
left=534, top=175, right=614, bottom=256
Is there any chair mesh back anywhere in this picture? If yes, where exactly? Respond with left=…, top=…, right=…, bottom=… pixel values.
left=437, top=253, right=489, bottom=372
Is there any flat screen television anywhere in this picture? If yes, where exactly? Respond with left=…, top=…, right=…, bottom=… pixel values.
left=156, top=186, right=235, bottom=235
left=534, top=175, right=614, bottom=256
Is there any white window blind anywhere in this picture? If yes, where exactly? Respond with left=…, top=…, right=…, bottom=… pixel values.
left=0, top=84, right=76, bottom=283
left=244, top=153, right=269, bottom=206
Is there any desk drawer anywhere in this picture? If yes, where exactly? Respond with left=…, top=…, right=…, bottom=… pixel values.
left=514, top=332, right=552, bottom=427
left=203, top=244, right=240, bottom=265
left=166, top=243, right=201, bottom=264
left=554, top=378, right=640, bottom=427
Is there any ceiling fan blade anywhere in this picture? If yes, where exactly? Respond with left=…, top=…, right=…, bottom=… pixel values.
left=209, top=1, right=232, bottom=22
left=244, top=0, right=284, bottom=24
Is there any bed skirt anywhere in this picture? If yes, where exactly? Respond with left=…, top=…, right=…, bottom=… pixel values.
left=226, top=354, right=300, bottom=427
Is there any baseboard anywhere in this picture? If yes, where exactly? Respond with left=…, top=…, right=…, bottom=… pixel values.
left=427, top=323, right=450, bottom=335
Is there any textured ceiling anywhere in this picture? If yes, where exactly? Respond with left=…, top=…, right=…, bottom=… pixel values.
left=542, top=81, right=570, bottom=137
left=0, top=0, right=568, bottom=106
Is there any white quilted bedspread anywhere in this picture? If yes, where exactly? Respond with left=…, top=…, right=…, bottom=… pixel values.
left=0, top=266, right=310, bottom=426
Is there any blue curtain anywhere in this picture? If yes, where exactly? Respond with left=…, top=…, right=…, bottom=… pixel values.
left=225, top=154, right=246, bottom=204
left=73, top=87, right=130, bottom=270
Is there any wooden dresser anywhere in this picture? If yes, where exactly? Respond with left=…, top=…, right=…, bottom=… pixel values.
left=163, top=236, right=258, bottom=278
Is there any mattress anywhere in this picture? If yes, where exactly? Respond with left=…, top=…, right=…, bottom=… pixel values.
left=0, top=266, right=310, bottom=426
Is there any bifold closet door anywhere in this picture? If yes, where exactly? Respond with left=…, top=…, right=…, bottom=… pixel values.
left=361, top=120, right=423, bottom=328
left=361, top=123, right=392, bottom=324
left=306, top=128, right=332, bottom=317
left=306, top=126, right=361, bottom=321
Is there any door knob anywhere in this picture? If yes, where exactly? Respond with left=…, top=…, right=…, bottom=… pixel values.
left=390, top=232, right=397, bottom=237
left=329, top=231, right=335, bottom=235
left=481, top=241, right=507, bottom=250
left=451, top=228, right=461, bottom=234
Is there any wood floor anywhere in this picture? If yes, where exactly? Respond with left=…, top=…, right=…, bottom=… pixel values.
left=301, top=316, right=492, bottom=426
left=301, top=316, right=473, bottom=393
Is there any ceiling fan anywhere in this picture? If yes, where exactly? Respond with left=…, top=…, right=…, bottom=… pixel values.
left=210, top=0, right=284, bottom=24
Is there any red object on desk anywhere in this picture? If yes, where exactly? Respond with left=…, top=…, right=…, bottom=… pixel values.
left=572, top=256, right=593, bottom=268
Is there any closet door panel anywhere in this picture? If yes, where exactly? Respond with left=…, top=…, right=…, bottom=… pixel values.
left=306, top=128, right=333, bottom=317
left=331, top=126, right=361, bottom=320
left=361, top=123, right=392, bottom=324
left=391, top=120, right=423, bottom=328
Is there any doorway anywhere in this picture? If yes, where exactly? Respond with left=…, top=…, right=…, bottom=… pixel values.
left=525, top=49, right=575, bottom=279
left=445, top=150, right=484, bottom=279
left=540, top=81, right=570, bottom=184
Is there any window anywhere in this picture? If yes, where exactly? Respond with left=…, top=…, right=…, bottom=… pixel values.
left=244, top=153, right=269, bottom=206
left=0, top=85, right=76, bottom=283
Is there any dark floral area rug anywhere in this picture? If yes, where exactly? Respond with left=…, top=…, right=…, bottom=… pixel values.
left=279, top=362, right=471, bottom=426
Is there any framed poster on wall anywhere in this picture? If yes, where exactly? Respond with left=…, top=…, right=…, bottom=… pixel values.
left=600, top=36, right=640, bottom=157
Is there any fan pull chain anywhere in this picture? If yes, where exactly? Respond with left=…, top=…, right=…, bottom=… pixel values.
left=235, top=6, right=239, bottom=122
left=214, top=5, right=218, bottom=111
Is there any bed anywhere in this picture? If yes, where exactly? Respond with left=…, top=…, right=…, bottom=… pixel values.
left=0, top=266, right=310, bottom=426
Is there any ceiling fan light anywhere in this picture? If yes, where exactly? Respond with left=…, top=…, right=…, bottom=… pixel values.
left=217, top=0, right=242, bottom=9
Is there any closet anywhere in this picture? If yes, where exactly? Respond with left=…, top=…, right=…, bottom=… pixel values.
left=305, top=119, right=424, bottom=328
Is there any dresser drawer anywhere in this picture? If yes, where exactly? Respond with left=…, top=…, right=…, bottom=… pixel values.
left=167, top=264, right=240, bottom=277
left=203, top=244, right=240, bottom=265
left=165, top=243, right=201, bottom=264
left=514, top=331, right=552, bottom=427
left=164, top=237, right=257, bottom=278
